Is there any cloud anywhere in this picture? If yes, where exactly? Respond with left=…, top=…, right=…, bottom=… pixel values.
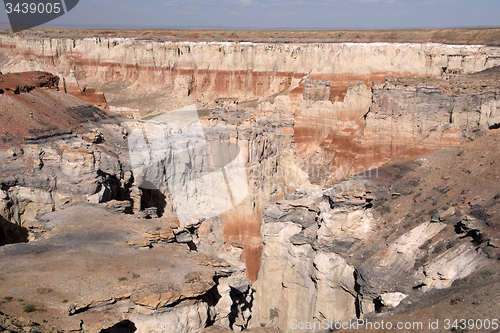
left=321, top=0, right=401, bottom=5
left=164, top=0, right=254, bottom=6
left=164, top=0, right=181, bottom=6
left=270, top=0, right=313, bottom=5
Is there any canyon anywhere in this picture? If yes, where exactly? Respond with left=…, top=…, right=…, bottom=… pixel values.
left=0, top=29, right=499, bottom=332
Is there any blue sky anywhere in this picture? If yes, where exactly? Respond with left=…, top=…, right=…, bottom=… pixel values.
left=1, top=0, right=499, bottom=30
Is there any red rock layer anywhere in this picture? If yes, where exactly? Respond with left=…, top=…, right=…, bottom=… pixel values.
left=0, top=71, right=113, bottom=148
left=64, top=82, right=109, bottom=111
left=222, top=207, right=264, bottom=283
left=290, top=72, right=405, bottom=102
left=0, top=71, right=59, bottom=92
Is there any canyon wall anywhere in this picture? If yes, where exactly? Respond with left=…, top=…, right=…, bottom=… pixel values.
left=1, top=36, right=500, bottom=332
left=0, top=81, right=303, bottom=330
left=1, top=36, right=499, bottom=185
left=252, top=127, right=500, bottom=331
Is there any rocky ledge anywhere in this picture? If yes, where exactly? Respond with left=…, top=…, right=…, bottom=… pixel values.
left=0, top=203, right=255, bottom=332
left=252, top=129, right=500, bottom=332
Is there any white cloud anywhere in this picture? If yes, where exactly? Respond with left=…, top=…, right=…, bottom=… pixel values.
left=164, top=0, right=254, bottom=6
left=164, top=0, right=181, bottom=6
left=270, top=0, right=313, bottom=5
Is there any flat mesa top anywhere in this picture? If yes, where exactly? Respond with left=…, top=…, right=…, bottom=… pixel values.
left=1, top=27, right=500, bottom=45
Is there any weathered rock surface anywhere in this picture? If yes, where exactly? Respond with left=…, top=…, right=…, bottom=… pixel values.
left=2, top=36, right=499, bottom=185
left=0, top=71, right=112, bottom=147
left=0, top=71, right=307, bottom=288
left=252, top=129, right=500, bottom=332
left=0, top=71, right=305, bottom=332
left=295, top=68, right=500, bottom=185
left=61, top=66, right=109, bottom=111
left=0, top=71, right=133, bottom=239
left=0, top=203, right=253, bottom=333
left=1, top=33, right=500, bottom=333
left=0, top=127, right=132, bottom=226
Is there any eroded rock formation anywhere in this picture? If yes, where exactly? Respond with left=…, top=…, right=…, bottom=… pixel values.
left=2, top=35, right=499, bottom=184
left=0, top=69, right=307, bottom=332
left=1, top=32, right=500, bottom=333
left=252, top=129, right=500, bottom=331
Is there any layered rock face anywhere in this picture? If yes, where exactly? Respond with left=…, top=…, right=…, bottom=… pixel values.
left=252, top=129, right=500, bottom=331
left=0, top=70, right=307, bottom=331
left=2, top=37, right=498, bottom=102
left=301, top=71, right=500, bottom=186
left=61, top=66, right=110, bottom=111
left=1, top=36, right=499, bottom=184
left=127, top=105, right=308, bottom=283
left=0, top=70, right=305, bottom=282
left=1, top=35, right=500, bottom=333
left=0, top=71, right=128, bottom=230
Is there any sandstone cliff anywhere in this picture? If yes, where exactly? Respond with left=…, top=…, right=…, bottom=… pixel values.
left=0, top=70, right=305, bottom=332
left=2, top=35, right=499, bottom=184
left=1, top=33, right=500, bottom=333
left=253, top=129, right=500, bottom=331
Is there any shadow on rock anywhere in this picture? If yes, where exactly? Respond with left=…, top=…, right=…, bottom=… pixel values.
left=100, top=320, right=137, bottom=333
left=0, top=215, right=29, bottom=246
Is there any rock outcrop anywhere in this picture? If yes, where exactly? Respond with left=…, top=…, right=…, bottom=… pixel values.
left=0, top=203, right=243, bottom=332
left=61, top=65, right=109, bottom=111
left=298, top=68, right=500, bottom=186
left=0, top=70, right=306, bottom=332
left=252, top=129, right=500, bottom=331
left=2, top=36, right=499, bottom=184
left=1, top=33, right=500, bottom=333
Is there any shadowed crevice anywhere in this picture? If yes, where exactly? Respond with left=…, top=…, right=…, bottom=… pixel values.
left=0, top=215, right=29, bottom=246
left=100, top=320, right=136, bottom=333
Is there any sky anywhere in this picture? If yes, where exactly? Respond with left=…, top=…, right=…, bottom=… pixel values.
left=1, top=0, right=499, bottom=30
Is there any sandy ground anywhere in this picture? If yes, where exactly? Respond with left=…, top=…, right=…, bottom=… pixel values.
left=1, top=27, right=499, bottom=45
